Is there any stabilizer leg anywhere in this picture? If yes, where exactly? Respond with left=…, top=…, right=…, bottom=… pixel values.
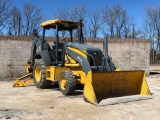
left=13, top=73, right=33, bottom=87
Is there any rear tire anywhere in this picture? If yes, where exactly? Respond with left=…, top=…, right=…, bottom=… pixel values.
left=33, top=59, right=52, bottom=88
left=59, top=70, right=76, bottom=95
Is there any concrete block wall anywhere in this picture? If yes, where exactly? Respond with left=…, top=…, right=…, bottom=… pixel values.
left=0, top=35, right=150, bottom=78
left=0, top=36, right=32, bottom=78
left=87, top=39, right=150, bottom=74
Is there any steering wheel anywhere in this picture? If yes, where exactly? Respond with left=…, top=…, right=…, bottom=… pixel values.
left=60, top=38, right=70, bottom=43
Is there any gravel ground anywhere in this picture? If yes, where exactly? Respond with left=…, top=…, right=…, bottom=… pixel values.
left=0, top=73, right=160, bottom=120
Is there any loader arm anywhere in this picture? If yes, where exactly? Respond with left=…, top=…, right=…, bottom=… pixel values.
left=64, top=42, right=151, bottom=106
left=65, top=46, right=91, bottom=75
left=64, top=43, right=98, bottom=104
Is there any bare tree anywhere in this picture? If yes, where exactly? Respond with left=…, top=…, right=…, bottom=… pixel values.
left=102, top=5, right=117, bottom=38
left=53, top=6, right=70, bottom=20
left=10, top=6, right=21, bottom=35
left=53, top=6, right=70, bottom=37
left=88, top=9, right=102, bottom=38
left=154, top=6, right=160, bottom=62
left=70, top=5, right=86, bottom=21
left=0, top=0, right=11, bottom=33
left=102, top=3, right=134, bottom=38
left=123, top=15, right=134, bottom=38
left=114, top=4, right=126, bottom=38
left=69, top=5, right=87, bottom=37
left=143, top=6, right=160, bottom=63
left=22, top=3, right=42, bottom=36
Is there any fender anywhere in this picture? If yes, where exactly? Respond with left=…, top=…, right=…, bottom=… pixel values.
left=35, top=51, right=51, bottom=65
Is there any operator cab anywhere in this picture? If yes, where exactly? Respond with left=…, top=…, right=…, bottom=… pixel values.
left=40, top=19, right=84, bottom=42
left=40, top=19, right=84, bottom=65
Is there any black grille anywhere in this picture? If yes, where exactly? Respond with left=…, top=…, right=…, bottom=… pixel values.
left=87, top=49, right=103, bottom=66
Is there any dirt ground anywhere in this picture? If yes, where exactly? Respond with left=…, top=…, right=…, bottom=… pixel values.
left=0, top=67, right=160, bottom=120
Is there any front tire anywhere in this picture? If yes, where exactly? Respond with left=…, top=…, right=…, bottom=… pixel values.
left=59, top=70, right=76, bottom=95
left=33, top=59, right=52, bottom=88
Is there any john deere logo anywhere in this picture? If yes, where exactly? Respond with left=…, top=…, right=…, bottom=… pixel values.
left=77, top=56, right=82, bottom=62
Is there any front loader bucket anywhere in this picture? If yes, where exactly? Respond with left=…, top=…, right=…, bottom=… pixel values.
left=83, top=70, right=151, bottom=106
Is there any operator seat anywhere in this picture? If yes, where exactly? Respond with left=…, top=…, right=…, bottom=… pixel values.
left=52, top=41, right=64, bottom=61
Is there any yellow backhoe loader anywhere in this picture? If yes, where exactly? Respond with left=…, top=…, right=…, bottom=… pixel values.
left=13, top=19, right=151, bottom=106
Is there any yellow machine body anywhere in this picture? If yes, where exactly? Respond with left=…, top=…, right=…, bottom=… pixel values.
left=45, top=47, right=151, bottom=105
left=13, top=19, right=151, bottom=106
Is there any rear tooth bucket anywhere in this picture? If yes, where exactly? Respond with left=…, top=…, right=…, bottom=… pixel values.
left=83, top=70, right=151, bottom=106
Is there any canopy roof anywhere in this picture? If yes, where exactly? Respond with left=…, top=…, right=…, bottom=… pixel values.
left=40, top=19, right=83, bottom=30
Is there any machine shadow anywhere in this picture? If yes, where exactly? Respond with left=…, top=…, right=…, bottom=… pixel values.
left=50, top=81, right=83, bottom=96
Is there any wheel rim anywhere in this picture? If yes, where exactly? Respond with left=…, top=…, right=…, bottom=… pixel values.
left=35, top=66, right=41, bottom=82
left=60, top=77, right=67, bottom=90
